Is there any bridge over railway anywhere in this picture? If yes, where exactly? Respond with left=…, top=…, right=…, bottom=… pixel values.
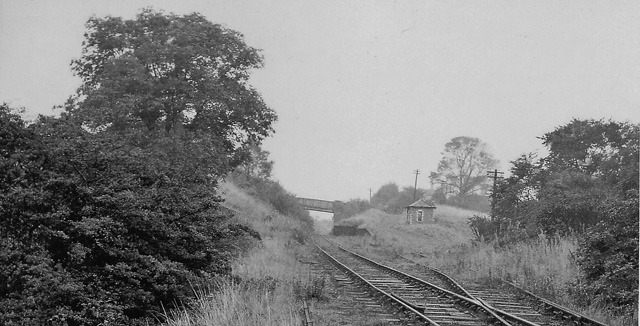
left=296, top=197, right=343, bottom=214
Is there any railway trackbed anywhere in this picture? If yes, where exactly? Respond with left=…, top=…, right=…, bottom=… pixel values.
left=315, top=238, right=609, bottom=326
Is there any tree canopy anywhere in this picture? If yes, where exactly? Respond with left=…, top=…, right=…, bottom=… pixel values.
left=430, top=136, right=498, bottom=196
left=68, top=9, right=276, bottom=165
left=0, top=9, right=281, bottom=325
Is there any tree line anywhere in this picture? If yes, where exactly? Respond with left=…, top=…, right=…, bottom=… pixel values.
left=368, top=136, right=497, bottom=214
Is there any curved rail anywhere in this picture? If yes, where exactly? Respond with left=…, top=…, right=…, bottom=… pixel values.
left=344, top=246, right=513, bottom=326
left=317, top=238, right=513, bottom=325
left=504, top=282, right=609, bottom=326
left=414, top=253, right=544, bottom=326
left=414, top=253, right=610, bottom=326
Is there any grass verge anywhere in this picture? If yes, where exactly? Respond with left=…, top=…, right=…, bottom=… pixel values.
left=162, top=182, right=325, bottom=326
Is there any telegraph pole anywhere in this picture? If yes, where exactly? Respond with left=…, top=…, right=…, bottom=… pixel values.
left=413, top=169, right=420, bottom=200
left=486, top=169, right=504, bottom=218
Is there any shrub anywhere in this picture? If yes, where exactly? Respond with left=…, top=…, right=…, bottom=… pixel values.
left=0, top=106, right=256, bottom=325
left=572, top=198, right=639, bottom=315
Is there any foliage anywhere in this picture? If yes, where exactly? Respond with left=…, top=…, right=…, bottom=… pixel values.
left=492, top=119, right=638, bottom=236
left=0, top=103, right=258, bottom=324
left=430, top=136, right=498, bottom=196
left=484, top=118, right=639, bottom=316
left=235, top=142, right=274, bottom=180
left=370, top=182, right=431, bottom=214
left=572, top=198, right=639, bottom=315
left=468, top=215, right=497, bottom=242
left=68, top=8, right=276, bottom=166
left=228, top=172, right=313, bottom=234
left=370, top=183, right=399, bottom=207
left=540, top=119, right=639, bottom=198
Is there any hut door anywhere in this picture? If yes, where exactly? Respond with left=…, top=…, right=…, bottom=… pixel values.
left=417, top=210, right=423, bottom=222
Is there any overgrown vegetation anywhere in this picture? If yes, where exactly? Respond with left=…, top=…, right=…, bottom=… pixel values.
left=0, top=9, right=279, bottom=325
left=0, top=106, right=259, bottom=324
left=163, top=181, right=322, bottom=326
left=469, top=118, right=639, bottom=318
left=227, top=143, right=313, bottom=238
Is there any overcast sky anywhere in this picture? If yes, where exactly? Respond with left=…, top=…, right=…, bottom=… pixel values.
left=1, top=0, right=639, bottom=202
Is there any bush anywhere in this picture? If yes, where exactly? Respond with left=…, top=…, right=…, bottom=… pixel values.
left=0, top=106, right=256, bottom=325
left=468, top=215, right=498, bottom=242
left=572, top=198, right=639, bottom=315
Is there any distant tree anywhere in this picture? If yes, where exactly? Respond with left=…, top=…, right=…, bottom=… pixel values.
left=371, top=183, right=430, bottom=214
left=371, top=183, right=400, bottom=207
left=430, top=136, right=498, bottom=196
left=68, top=9, right=276, bottom=165
left=392, top=186, right=429, bottom=210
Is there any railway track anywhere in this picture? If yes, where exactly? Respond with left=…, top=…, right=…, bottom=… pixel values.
left=408, top=253, right=609, bottom=326
left=315, top=238, right=609, bottom=326
left=317, top=238, right=510, bottom=325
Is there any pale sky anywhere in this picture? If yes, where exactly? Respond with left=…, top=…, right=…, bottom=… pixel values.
left=1, top=0, right=639, bottom=202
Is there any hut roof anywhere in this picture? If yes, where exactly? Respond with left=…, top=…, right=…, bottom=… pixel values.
left=406, top=199, right=437, bottom=208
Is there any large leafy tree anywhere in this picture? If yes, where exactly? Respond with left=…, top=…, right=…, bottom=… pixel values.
left=490, top=119, right=638, bottom=237
left=1, top=9, right=277, bottom=324
left=430, top=136, right=498, bottom=196
left=68, top=9, right=276, bottom=165
left=540, top=118, right=639, bottom=198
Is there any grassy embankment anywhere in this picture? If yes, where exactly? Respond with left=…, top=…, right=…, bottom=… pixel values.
left=163, top=181, right=321, bottom=326
left=330, top=206, right=635, bottom=326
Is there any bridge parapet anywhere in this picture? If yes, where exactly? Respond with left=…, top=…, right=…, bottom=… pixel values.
left=297, top=197, right=342, bottom=213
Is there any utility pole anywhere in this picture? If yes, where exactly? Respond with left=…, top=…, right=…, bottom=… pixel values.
left=413, top=169, right=420, bottom=201
left=486, top=169, right=504, bottom=218
left=369, top=188, right=372, bottom=203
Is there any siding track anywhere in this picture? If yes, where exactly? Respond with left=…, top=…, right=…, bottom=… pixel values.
left=315, top=237, right=609, bottom=326
left=317, top=238, right=510, bottom=325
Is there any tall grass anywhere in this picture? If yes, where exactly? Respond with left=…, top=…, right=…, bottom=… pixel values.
left=333, top=207, right=636, bottom=326
left=220, top=181, right=309, bottom=243
left=426, top=235, right=636, bottom=326
left=425, top=234, right=579, bottom=296
left=163, top=182, right=322, bottom=326
left=164, top=239, right=311, bottom=326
